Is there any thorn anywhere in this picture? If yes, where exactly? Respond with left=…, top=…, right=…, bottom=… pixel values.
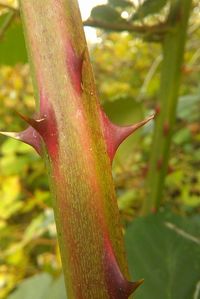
left=163, top=121, right=170, bottom=136
left=16, top=112, right=47, bottom=138
left=14, top=103, right=58, bottom=160
left=141, top=165, right=149, bottom=177
left=157, top=158, right=163, bottom=170
left=0, top=126, right=41, bottom=154
left=17, top=111, right=45, bottom=128
left=0, top=131, right=20, bottom=139
left=104, top=235, right=143, bottom=298
left=155, top=104, right=161, bottom=116
left=100, top=108, right=155, bottom=162
left=123, top=114, right=155, bottom=134
left=128, top=279, right=144, bottom=293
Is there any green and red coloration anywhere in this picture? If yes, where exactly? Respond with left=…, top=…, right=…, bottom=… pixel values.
left=65, top=41, right=85, bottom=94
left=18, top=94, right=59, bottom=160
left=1, top=0, right=153, bottom=298
left=1, top=125, right=41, bottom=154
left=104, top=235, right=144, bottom=298
left=99, top=108, right=154, bottom=162
left=143, top=0, right=192, bottom=214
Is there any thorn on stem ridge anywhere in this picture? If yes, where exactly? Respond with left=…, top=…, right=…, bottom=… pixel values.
left=0, top=125, right=41, bottom=154
left=104, top=235, right=143, bottom=298
left=99, top=108, right=155, bottom=162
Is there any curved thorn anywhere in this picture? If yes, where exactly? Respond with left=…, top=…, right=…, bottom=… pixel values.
left=100, top=107, right=155, bottom=162
left=0, top=131, right=20, bottom=139
left=16, top=111, right=46, bottom=131
left=0, top=126, right=41, bottom=155
left=128, top=279, right=144, bottom=294
left=103, top=234, right=143, bottom=298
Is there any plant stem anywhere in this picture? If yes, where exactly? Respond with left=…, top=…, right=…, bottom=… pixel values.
left=19, top=1, right=136, bottom=298
left=84, top=18, right=168, bottom=35
left=0, top=11, right=16, bottom=41
left=143, top=0, right=192, bottom=215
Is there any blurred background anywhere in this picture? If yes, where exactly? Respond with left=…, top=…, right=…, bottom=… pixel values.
left=0, top=0, right=200, bottom=298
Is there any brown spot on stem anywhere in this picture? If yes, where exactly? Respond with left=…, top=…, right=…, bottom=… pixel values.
left=141, top=165, right=149, bottom=177
left=155, top=105, right=161, bottom=115
left=163, top=122, right=170, bottom=136
left=157, top=158, right=163, bottom=170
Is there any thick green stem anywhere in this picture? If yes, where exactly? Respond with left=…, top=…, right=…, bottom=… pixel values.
left=19, top=1, right=138, bottom=298
left=143, top=0, right=192, bottom=215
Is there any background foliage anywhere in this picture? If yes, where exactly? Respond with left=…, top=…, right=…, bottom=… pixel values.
left=0, top=0, right=200, bottom=298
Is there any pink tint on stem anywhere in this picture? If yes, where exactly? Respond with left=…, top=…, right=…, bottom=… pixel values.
left=17, top=86, right=59, bottom=160
left=65, top=41, right=84, bottom=94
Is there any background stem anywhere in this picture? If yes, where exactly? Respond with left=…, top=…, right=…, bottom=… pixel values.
left=143, top=0, right=192, bottom=215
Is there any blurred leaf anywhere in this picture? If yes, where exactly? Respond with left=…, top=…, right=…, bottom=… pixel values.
left=46, top=275, right=66, bottom=299
left=125, top=212, right=200, bottom=299
left=181, top=186, right=200, bottom=208
left=0, top=139, right=38, bottom=177
left=7, top=273, right=52, bottom=299
left=23, top=210, right=55, bottom=244
left=90, top=5, right=122, bottom=23
left=118, top=189, right=136, bottom=212
left=0, top=176, right=21, bottom=219
left=0, top=155, right=30, bottom=176
left=108, top=0, right=133, bottom=8
left=1, top=138, right=32, bottom=155
left=132, top=0, right=168, bottom=20
left=173, top=127, right=191, bottom=145
left=22, top=190, right=51, bottom=213
left=177, top=94, right=200, bottom=122
left=7, top=274, right=67, bottom=299
left=166, top=170, right=184, bottom=188
left=0, top=13, right=27, bottom=65
left=0, top=270, right=16, bottom=299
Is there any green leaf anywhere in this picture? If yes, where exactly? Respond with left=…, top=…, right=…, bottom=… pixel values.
left=0, top=176, right=22, bottom=220
left=23, top=212, right=54, bottom=244
left=177, top=94, right=200, bottom=122
left=108, top=0, right=133, bottom=8
left=118, top=189, right=137, bottom=212
left=0, top=155, right=30, bottom=176
left=7, top=273, right=53, bottom=299
left=7, top=274, right=67, bottom=299
left=46, top=275, right=67, bottom=299
left=132, top=0, right=168, bottom=20
left=173, top=127, right=191, bottom=145
left=125, top=212, right=200, bottom=299
left=90, top=5, right=122, bottom=23
left=0, top=13, right=27, bottom=65
left=1, top=138, right=32, bottom=155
